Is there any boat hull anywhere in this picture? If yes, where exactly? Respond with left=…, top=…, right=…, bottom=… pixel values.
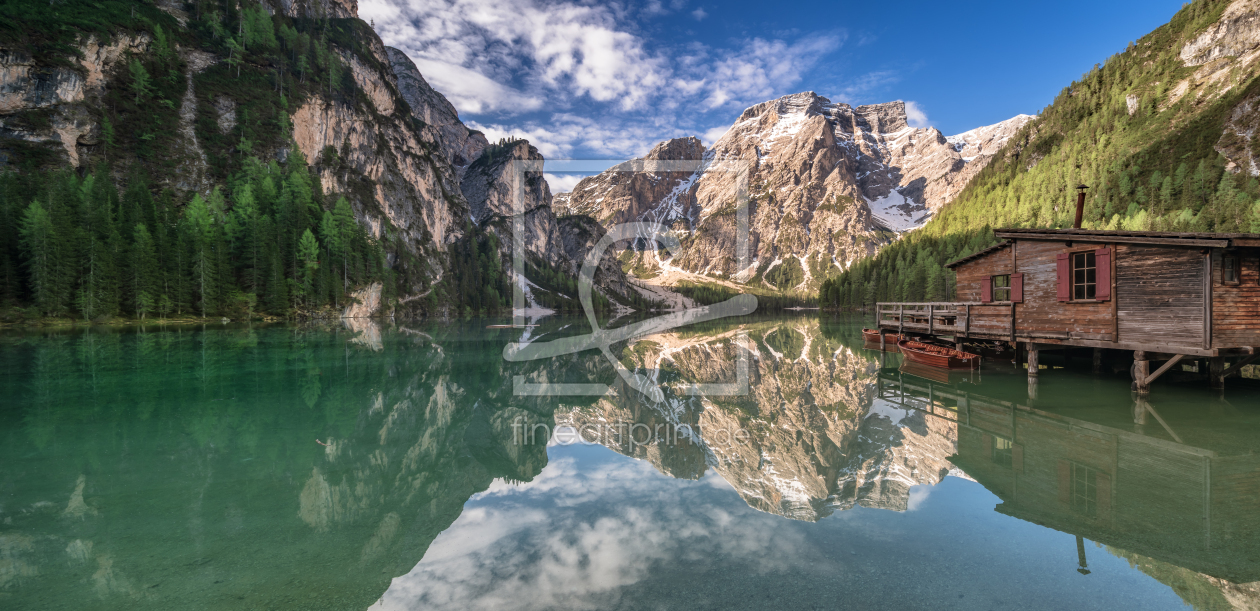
left=862, top=329, right=906, bottom=346
left=897, top=340, right=980, bottom=370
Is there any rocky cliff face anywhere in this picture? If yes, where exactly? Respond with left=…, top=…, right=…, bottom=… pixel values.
left=0, top=0, right=630, bottom=315
left=386, top=46, right=488, bottom=170
left=290, top=40, right=467, bottom=262
left=555, top=319, right=958, bottom=521
left=0, top=35, right=148, bottom=167
left=278, top=0, right=359, bottom=20
left=1195, top=0, right=1260, bottom=176
left=556, top=92, right=1030, bottom=293
left=458, top=139, right=635, bottom=303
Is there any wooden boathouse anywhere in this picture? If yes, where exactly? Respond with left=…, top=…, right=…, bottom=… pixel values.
left=877, top=228, right=1260, bottom=393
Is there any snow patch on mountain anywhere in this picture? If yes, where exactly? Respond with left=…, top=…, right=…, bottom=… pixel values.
left=946, top=114, right=1036, bottom=159
left=867, top=190, right=931, bottom=232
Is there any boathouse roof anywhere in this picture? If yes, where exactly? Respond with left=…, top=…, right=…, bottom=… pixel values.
left=944, top=228, right=1260, bottom=269
left=944, top=241, right=1011, bottom=269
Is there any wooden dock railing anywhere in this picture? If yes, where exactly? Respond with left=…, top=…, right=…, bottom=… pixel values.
left=877, top=302, right=1015, bottom=339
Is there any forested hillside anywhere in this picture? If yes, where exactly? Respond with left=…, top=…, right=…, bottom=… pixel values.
left=0, top=0, right=581, bottom=322
left=0, top=1, right=414, bottom=322
left=820, top=0, right=1260, bottom=310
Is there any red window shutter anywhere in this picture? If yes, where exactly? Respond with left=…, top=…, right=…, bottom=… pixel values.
left=1012, top=443, right=1024, bottom=473
left=981, top=276, right=992, bottom=303
left=1096, top=472, right=1112, bottom=520
left=1057, top=460, right=1071, bottom=505
left=1011, top=273, right=1024, bottom=303
left=1056, top=253, right=1070, bottom=302
left=1095, top=247, right=1111, bottom=301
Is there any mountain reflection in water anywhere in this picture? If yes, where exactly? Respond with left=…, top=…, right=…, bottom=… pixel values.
left=0, top=316, right=1257, bottom=610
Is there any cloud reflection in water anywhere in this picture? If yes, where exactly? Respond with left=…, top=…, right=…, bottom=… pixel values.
left=372, top=451, right=838, bottom=610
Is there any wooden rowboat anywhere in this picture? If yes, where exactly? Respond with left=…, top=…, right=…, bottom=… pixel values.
left=862, top=328, right=906, bottom=344
left=897, top=339, right=981, bottom=370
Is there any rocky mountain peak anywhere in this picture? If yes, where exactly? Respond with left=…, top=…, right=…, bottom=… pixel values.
left=387, top=47, right=488, bottom=169
left=644, top=136, right=705, bottom=161
left=462, top=140, right=550, bottom=224
left=556, top=89, right=1035, bottom=295
left=853, top=100, right=911, bottom=134
left=556, top=136, right=706, bottom=226
left=946, top=114, right=1036, bottom=160
left=732, top=90, right=833, bottom=125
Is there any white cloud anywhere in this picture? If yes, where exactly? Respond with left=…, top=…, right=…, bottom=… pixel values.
left=543, top=173, right=591, bottom=194
left=409, top=56, right=543, bottom=114
left=362, top=0, right=669, bottom=113
left=362, top=0, right=852, bottom=159
left=468, top=114, right=684, bottom=160
left=699, top=34, right=844, bottom=110
left=907, top=484, right=932, bottom=511
left=701, top=125, right=729, bottom=146
left=904, top=101, right=931, bottom=128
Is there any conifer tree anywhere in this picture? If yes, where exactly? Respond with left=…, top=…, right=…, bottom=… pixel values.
left=298, top=229, right=320, bottom=304
left=131, top=223, right=159, bottom=318
left=129, top=60, right=151, bottom=104
left=184, top=194, right=218, bottom=318
left=19, top=200, right=58, bottom=314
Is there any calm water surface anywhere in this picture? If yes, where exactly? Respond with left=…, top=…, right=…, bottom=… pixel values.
left=2, top=315, right=1259, bottom=610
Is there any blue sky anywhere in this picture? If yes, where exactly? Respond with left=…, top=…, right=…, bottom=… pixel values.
left=362, top=0, right=1187, bottom=189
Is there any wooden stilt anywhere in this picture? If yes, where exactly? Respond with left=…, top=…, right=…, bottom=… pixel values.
left=879, top=332, right=886, bottom=351
left=1210, top=357, right=1225, bottom=390
left=1133, top=350, right=1150, bottom=395
left=1027, top=344, right=1040, bottom=379
left=1028, top=376, right=1039, bottom=400
left=1093, top=348, right=1103, bottom=375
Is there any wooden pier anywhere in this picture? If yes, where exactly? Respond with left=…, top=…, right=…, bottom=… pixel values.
left=878, top=228, right=1260, bottom=394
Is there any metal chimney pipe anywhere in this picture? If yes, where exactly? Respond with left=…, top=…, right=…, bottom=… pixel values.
left=1073, top=185, right=1088, bottom=229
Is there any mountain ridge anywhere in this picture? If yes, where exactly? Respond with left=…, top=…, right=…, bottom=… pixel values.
left=554, top=91, right=1032, bottom=297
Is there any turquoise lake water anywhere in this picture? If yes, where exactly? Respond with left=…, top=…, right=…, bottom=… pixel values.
left=2, top=315, right=1258, bottom=610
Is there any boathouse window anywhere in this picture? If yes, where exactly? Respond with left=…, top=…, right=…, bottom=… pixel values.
left=991, top=436, right=1013, bottom=467
left=1223, top=256, right=1240, bottom=285
left=992, top=275, right=1011, bottom=302
left=1071, top=463, right=1098, bottom=517
left=1071, top=251, right=1096, bottom=300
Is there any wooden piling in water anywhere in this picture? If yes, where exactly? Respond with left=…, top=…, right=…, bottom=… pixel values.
left=1210, top=357, right=1225, bottom=390
left=1134, top=350, right=1150, bottom=395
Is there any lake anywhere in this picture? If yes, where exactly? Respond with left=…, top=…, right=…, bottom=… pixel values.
left=2, top=314, right=1258, bottom=610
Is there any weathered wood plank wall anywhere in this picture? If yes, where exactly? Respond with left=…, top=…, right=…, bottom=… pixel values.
left=1211, top=248, right=1260, bottom=348
left=1116, top=245, right=1204, bottom=347
left=955, top=241, right=1113, bottom=339
left=1015, top=241, right=1113, bottom=339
